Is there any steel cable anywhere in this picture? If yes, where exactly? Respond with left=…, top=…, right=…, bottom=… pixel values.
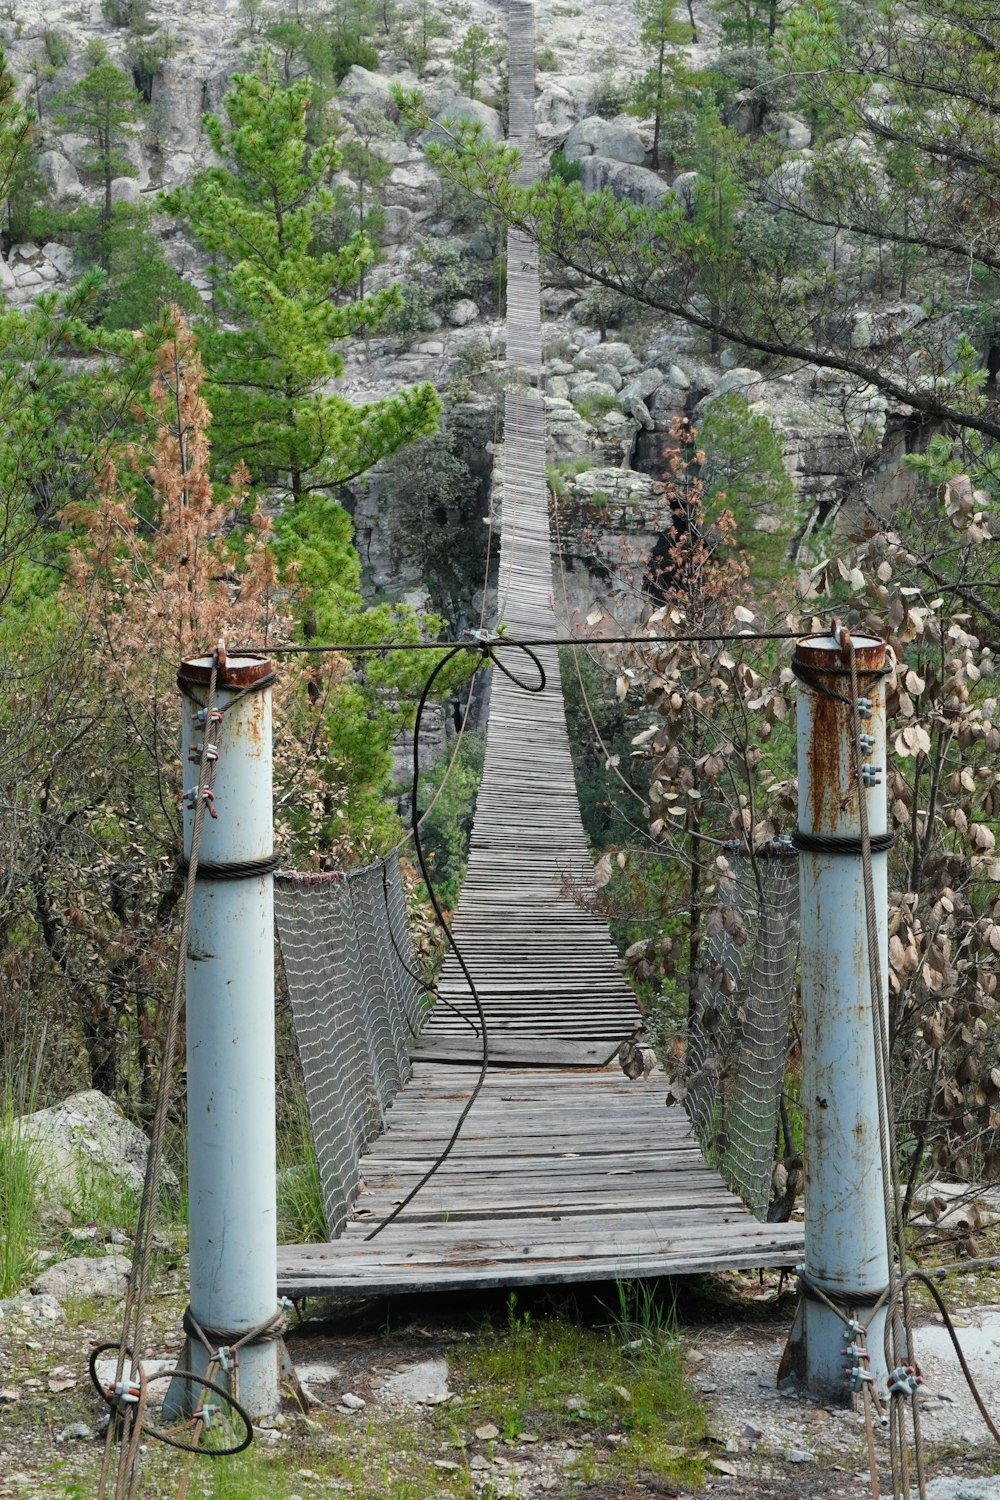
left=97, top=652, right=223, bottom=1500
left=363, top=637, right=546, bottom=1240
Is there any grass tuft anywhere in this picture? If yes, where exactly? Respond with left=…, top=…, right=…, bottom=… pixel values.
left=0, top=1087, right=43, bottom=1298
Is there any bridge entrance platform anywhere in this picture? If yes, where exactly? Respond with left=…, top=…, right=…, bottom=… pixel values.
left=276, top=1059, right=803, bottom=1299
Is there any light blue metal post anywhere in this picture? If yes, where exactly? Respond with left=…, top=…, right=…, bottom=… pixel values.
left=178, top=652, right=280, bottom=1421
left=779, top=632, right=891, bottom=1402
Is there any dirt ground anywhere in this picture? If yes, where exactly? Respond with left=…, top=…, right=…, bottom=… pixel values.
left=2, top=1268, right=1000, bottom=1499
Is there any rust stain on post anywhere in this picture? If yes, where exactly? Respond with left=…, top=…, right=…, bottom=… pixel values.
left=794, top=636, right=885, bottom=835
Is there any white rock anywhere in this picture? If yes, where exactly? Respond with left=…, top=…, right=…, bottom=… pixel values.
left=110, top=177, right=142, bottom=206
left=9, top=242, right=41, bottom=264
left=671, top=170, right=698, bottom=212
left=563, top=115, right=646, bottom=165
left=447, top=297, right=479, bottom=327
left=621, top=367, right=664, bottom=401
left=381, top=205, right=414, bottom=243
left=383, top=1357, right=449, bottom=1407
left=33, top=1253, right=131, bottom=1302
left=337, top=64, right=407, bottom=120
left=575, top=342, right=637, bottom=373
left=768, top=112, right=811, bottom=150
left=579, top=155, right=669, bottom=208
left=37, top=150, right=82, bottom=202
left=41, top=242, right=79, bottom=279
left=14, top=270, right=44, bottom=288
left=422, top=95, right=503, bottom=146
left=339, top=1392, right=366, bottom=1410
left=0, top=1293, right=65, bottom=1322
left=0, top=260, right=14, bottom=292
left=15, top=1089, right=176, bottom=1216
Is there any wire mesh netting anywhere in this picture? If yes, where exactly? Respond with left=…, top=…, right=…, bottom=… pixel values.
left=274, top=855, right=429, bottom=1236
left=685, top=842, right=800, bottom=1219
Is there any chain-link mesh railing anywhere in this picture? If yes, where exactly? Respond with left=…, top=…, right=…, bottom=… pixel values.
left=274, top=855, right=429, bottom=1236
left=686, top=842, right=800, bottom=1219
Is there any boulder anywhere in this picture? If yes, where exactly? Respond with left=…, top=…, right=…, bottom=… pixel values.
left=848, top=302, right=927, bottom=350
left=572, top=379, right=620, bottom=406
left=671, top=170, right=698, bottom=213
left=563, top=115, right=646, bottom=166
left=622, top=392, right=654, bottom=429
left=421, top=95, right=503, bottom=147
left=621, top=367, right=664, bottom=402
left=0, top=1293, right=65, bottom=1323
left=41, top=242, right=79, bottom=279
left=33, top=1254, right=131, bottom=1302
left=700, top=366, right=766, bottom=407
left=151, top=56, right=229, bottom=158
left=540, top=287, right=580, bottom=316
left=575, top=342, right=638, bottom=374
left=594, top=362, right=623, bottom=391
left=0, top=260, right=13, bottom=292
left=15, top=1090, right=176, bottom=1218
left=536, top=83, right=582, bottom=141
left=446, top=297, right=479, bottom=327
left=385, top=160, right=439, bottom=210
left=767, top=111, right=811, bottom=150
left=337, top=65, right=404, bottom=120
left=37, top=150, right=81, bottom=202
left=579, top=156, right=669, bottom=209
left=726, top=89, right=763, bottom=137
left=381, top=205, right=414, bottom=243
left=110, top=177, right=142, bottom=206
left=9, top=242, right=42, bottom=266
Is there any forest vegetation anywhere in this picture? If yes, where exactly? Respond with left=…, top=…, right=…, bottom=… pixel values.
left=0, top=0, right=997, bottom=1243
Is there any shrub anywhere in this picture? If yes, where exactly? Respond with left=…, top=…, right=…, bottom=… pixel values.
left=43, top=30, right=72, bottom=68
left=128, top=34, right=176, bottom=102
left=101, top=0, right=153, bottom=32
left=549, top=149, right=582, bottom=184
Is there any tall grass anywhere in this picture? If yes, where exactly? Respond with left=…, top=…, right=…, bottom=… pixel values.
left=276, top=1087, right=327, bottom=1244
left=0, top=1085, right=42, bottom=1297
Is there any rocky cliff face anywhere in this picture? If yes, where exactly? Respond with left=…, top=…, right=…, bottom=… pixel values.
left=2, top=0, right=927, bottom=615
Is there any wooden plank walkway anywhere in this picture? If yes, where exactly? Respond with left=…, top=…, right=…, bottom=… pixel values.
left=277, top=1065, right=803, bottom=1296
left=276, top=0, right=804, bottom=1299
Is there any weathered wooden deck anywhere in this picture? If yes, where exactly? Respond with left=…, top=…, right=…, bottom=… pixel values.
left=275, top=0, right=804, bottom=1300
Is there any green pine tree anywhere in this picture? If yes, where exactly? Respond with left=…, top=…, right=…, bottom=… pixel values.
left=52, top=61, right=146, bottom=232
left=162, top=62, right=440, bottom=500
left=628, top=1, right=689, bottom=170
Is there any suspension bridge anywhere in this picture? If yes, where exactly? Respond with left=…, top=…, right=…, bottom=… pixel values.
left=273, top=0, right=804, bottom=1300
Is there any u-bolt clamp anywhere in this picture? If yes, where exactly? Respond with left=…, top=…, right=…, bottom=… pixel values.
left=108, top=1380, right=141, bottom=1407
left=887, top=1365, right=924, bottom=1399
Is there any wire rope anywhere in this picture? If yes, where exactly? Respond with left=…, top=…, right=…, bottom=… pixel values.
left=363, top=636, right=546, bottom=1241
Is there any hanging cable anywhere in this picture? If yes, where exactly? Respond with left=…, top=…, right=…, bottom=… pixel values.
left=97, top=653, right=224, bottom=1500
left=364, top=635, right=546, bottom=1240
left=842, top=624, right=928, bottom=1500
left=233, top=626, right=803, bottom=655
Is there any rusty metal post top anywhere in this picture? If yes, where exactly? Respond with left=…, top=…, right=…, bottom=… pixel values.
left=178, top=653, right=274, bottom=690
left=793, top=632, right=885, bottom=671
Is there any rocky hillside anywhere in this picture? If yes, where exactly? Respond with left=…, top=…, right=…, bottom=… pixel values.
left=0, top=0, right=937, bottom=623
